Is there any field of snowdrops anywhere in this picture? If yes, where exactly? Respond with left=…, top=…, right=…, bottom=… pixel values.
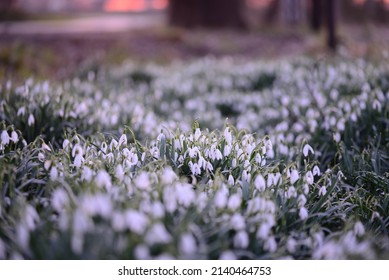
left=1, top=56, right=389, bottom=259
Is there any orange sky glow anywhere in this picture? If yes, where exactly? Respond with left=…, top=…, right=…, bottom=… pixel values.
left=104, top=0, right=168, bottom=12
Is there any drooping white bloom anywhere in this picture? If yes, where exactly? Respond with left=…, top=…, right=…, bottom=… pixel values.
left=354, top=221, right=365, bottom=237
left=214, top=187, right=228, bottom=209
left=161, top=167, right=178, bottom=184
left=194, top=128, right=201, bottom=141
left=125, top=210, right=149, bottom=235
left=224, top=127, right=232, bottom=144
left=134, top=245, right=150, bottom=260
left=62, top=139, right=70, bottom=150
left=115, top=164, right=125, bottom=181
left=175, top=183, right=195, bottom=207
left=303, top=144, right=314, bottom=157
left=50, top=166, right=59, bottom=181
left=219, top=250, right=236, bottom=260
left=51, top=188, right=69, bottom=213
left=297, top=194, right=307, bottom=208
left=257, top=223, right=272, bottom=239
left=230, top=213, right=245, bottom=230
left=228, top=174, right=235, bottom=185
left=179, top=233, right=197, bottom=255
left=224, top=144, right=232, bottom=157
left=305, top=171, right=314, bottom=185
left=38, top=152, right=45, bottom=162
left=118, top=134, right=127, bottom=147
left=319, top=186, right=327, bottom=196
left=81, top=166, right=93, bottom=182
left=1, top=130, right=9, bottom=145
left=95, top=170, right=112, bottom=190
left=227, top=193, right=241, bottom=210
left=73, top=154, right=84, bottom=168
left=333, top=132, right=341, bottom=143
left=233, top=230, right=249, bottom=249
left=254, top=174, right=266, bottom=191
left=7, top=131, right=19, bottom=145
left=135, top=172, right=151, bottom=191
left=312, top=165, right=321, bottom=176
left=290, top=169, right=299, bottom=185
left=264, top=236, right=277, bottom=253
left=299, top=207, right=308, bottom=220
left=145, top=223, right=172, bottom=245
left=27, top=114, right=35, bottom=126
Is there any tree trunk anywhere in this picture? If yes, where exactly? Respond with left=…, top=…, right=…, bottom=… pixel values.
left=310, top=0, right=322, bottom=31
left=169, top=0, right=246, bottom=29
left=326, top=0, right=337, bottom=50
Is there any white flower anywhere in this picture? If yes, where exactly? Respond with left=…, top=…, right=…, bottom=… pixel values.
left=224, top=144, right=232, bottom=157
left=227, top=193, right=241, bottom=210
left=319, top=186, right=327, bottom=196
left=305, top=171, right=314, bottom=185
left=224, top=127, right=232, bottom=144
left=303, top=144, right=314, bottom=157
left=264, top=236, right=277, bottom=253
left=219, top=250, right=236, bottom=260
left=175, top=183, right=195, bottom=207
left=194, top=128, right=201, bottom=141
left=179, top=233, right=197, bottom=255
left=299, top=207, right=308, bottom=220
left=10, top=131, right=18, bottom=143
left=81, top=166, right=93, bottom=182
left=95, top=170, right=112, bottom=190
left=161, top=167, right=177, bottom=184
left=287, top=238, right=297, bottom=253
left=135, top=172, right=151, bottom=191
left=38, top=152, right=45, bottom=162
left=115, top=164, right=125, bottom=181
left=134, top=245, right=150, bottom=259
left=50, top=166, right=58, bottom=180
left=214, top=188, right=228, bottom=209
left=51, top=188, right=69, bottom=213
left=333, top=132, right=341, bottom=143
left=290, top=169, right=299, bottom=185
left=228, top=174, right=235, bottom=185
left=297, top=194, right=307, bottom=207
left=312, top=165, right=321, bottom=176
left=1, top=130, right=9, bottom=145
left=145, top=223, right=172, bottom=245
left=230, top=213, right=245, bottom=230
left=73, top=154, right=84, bottom=168
left=27, top=114, right=35, bottom=126
left=234, top=230, right=249, bottom=249
left=125, top=210, right=149, bottom=235
left=354, top=221, right=365, bottom=237
left=254, top=174, right=266, bottom=191
left=118, top=134, right=127, bottom=146
left=62, top=139, right=70, bottom=150
left=257, top=223, right=272, bottom=239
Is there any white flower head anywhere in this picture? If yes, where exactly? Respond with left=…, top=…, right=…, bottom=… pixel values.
left=179, top=233, right=197, bottom=255
left=27, top=114, right=35, bottom=126
left=233, top=230, right=249, bottom=249
left=254, top=174, right=266, bottom=191
left=299, top=207, right=308, bottom=220
left=303, top=144, right=314, bottom=157
left=1, top=130, right=9, bottom=145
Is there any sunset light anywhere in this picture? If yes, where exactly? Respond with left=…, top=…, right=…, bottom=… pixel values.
left=104, top=0, right=167, bottom=12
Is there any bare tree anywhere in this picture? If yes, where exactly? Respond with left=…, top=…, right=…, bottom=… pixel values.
left=326, top=0, right=336, bottom=50
left=310, top=0, right=322, bottom=31
left=169, top=0, right=246, bottom=29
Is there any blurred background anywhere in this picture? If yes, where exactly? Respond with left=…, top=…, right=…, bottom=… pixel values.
left=1, top=0, right=389, bottom=81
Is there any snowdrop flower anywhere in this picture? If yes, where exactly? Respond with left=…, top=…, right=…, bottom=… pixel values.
left=73, top=154, right=84, bottom=168
left=290, top=169, right=299, bottom=185
left=38, top=152, right=45, bottom=162
left=179, top=233, right=197, bottom=255
left=299, top=207, right=308, bottom=220
left=62, top=139, right=70, bottom=150
left=230, top=213, right=245, bottom=230
left=27, top=114, right=35, bottom=126
left=1, top=130, right=9, bottom=145
left=224, top=127, right=232, bottom=144
left=286, top=186, right=297, bottom=198
left=303, top=144, right=314, bottom=157
left=223, top=144, right=232, bottom=157
left=81, top=166, right=93, bottom=182
left=118, top=134, right=127, bottom=147
left=51, top=188, right=69, bottom=213
left=228, top=174, right=235, bottom=185
left=163, top=186, right=177, bottom=213
left=297, top=194, right=307, bottom=208
left=125, top=210, right=149, bottom=235
left=214, top=188, right=228, bottom=209
left=354, top=221, right=365, bottom=237
left=264, top=236, right=277, bottom=253
left=50, top=166, right=58, bottom=180
left=234, top=230, right=249, bottom=249
left=135, top=172, right=151, bottom=191
left=16, top=224, right=30, bottom=250
left=161, top=167, right=178, bottom=184
left=17, top=106, right=25, bottom=116
left=227, top=193, right=241, bottom=210
left=312, top=165, right=321, bottom=176
left=95, top=170, right=112, bottom=190
left=219, top=250, right=236, bottom=260
left=194, top=128, right=201, bottom=141
left=176, top=183, right=195, bottom=207
left=333, top=132, right=341, bottom=143
left=145, top=223, right=172, bottom=245
left=115, top=164, right=125, bottom=181
left=305, top=171, right=314, bottom=185
left=254, top=174, right=266, bottom=191
left=134, top=245, right=150, bottom=260
left=318, top=186, right=327, bottom=196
